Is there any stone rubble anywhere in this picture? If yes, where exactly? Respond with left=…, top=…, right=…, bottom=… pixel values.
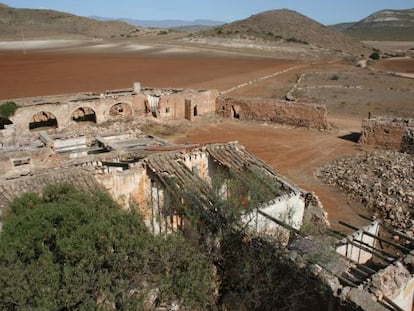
left=316, top=151, right=414, bottom=232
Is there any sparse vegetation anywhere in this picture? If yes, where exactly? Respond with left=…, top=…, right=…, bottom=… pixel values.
left=330, top=73, right=340, bottom=81
left=369, top=51, right=380, bottom=60
left=286, top=37, right=309, bottom=45
left=0, top=101, right=17, bottom=129
left=343, top=8, right=414, bottom=41
left=0, top=101, right=18, bottom=119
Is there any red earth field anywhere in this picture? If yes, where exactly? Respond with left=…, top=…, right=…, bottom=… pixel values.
left=372, top=57, right=414, bottom=74
left=0, top=51, right=299, bottom=100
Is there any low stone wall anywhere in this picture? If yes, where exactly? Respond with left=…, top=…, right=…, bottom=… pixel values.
left=401, top=127, right=414, bottom=155
left=359, top=117, right=414, bottom=152
left=216, top=96, right=330, bottom=130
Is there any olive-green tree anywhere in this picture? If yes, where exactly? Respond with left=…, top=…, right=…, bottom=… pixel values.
left=0, top=184, right=216, bottom=310
left=0, top=101, right=17, bottom=129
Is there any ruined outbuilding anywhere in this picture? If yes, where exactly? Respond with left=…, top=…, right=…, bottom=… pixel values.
left=1, top=85, right=218, bottom=135
left=0, top=127, right=328, bottom=241
left=216, top=96, right=330, bottom=130
left=359, top=117, right=414, bottom=154
left=333, top=219, right=414, bottom=311
left=1, top=84, right=414, bottom=310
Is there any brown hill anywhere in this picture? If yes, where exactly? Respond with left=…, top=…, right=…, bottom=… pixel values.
left=203, top=9, right=364, bottom=54
left=0, top=3, right=138, bottom=39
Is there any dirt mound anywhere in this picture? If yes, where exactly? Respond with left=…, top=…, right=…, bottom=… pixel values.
left=0, top=4, right=137, bottom=39
left=201, top=9, right=364, bottom=54
left=316, top=151, right=414, bottom=232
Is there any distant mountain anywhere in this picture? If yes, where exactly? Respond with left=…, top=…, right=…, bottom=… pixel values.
left=328, top=22, right=356, bottom=32
left=343, top=8, right=414, bottom=41
left=90, top=16, right=223, bottom=29
left=202, top=9, right=364, bottom=54
left=173, top=25, right=216, bottom=32
left=0, top=4, right=138, bottom=39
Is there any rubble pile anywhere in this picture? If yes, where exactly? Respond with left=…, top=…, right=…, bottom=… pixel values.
left=316, top=151, right=414, bottom=232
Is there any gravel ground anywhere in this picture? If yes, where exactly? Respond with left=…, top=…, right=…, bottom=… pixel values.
left=316, top=151, right=414, bottom=233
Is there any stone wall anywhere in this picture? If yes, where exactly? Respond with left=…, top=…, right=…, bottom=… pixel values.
left=156, top=89, right=218, bottom=121
left=216, top=96, right=330, bottom=130
left=401, top=127, right=414, bottom=155
left=5, top=88, right=218, bottom=134
left=10, top=93, right=139, bottom=133
left=359, top=117, right=414, bottom=151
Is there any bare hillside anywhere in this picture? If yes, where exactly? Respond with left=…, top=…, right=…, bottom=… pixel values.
left=201, top=9, right=364, bottom=54
left=0, top=3, right=138, bottom=39
left=344, top=8, right=414, bottom=41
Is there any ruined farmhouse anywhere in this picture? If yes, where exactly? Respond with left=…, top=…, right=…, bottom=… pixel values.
left=1, top=84, right=414, bottom=310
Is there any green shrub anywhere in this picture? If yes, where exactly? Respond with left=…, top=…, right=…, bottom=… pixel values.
left=0, top=184, right=216, bottom=310
left=330, top=74, right=340, bottom=81
left=0, top=101, right=18, bottom=119
left=286, top=37, right=309, bottom=45
left=369, top=52, right=380, bottom=60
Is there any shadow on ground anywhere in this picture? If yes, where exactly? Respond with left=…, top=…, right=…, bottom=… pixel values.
left=338, top=132, right=361, bottom=143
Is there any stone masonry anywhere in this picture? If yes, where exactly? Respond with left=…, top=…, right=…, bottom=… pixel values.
left=359, top=117, right=414, bottom=152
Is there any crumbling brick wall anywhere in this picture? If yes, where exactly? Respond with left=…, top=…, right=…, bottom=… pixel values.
left=359, top=117, right=414, bottom=151
left=216, top=96, right=330, bottom=130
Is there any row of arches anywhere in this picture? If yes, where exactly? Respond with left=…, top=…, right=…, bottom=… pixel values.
left=26, top=103, right=133, bottom=131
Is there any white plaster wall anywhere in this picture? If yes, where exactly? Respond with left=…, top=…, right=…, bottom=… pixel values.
left=392, top=277, right=414, bottom=311
left=242, top=192, right=305, bottom=239
left=53, top=136, right=87, bottom=152
left=336, top=221, right=379, bottom=264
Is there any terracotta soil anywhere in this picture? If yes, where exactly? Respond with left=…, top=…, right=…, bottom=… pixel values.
left=0, top=51, right=299, bottom=100
left=373, top=57, right=414, bottom=73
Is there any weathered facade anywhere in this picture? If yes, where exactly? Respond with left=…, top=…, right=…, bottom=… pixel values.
left=359, top=117, right=414, bottom=153
left=216, top=96, right=330, bottom=130
left=2, top=85, right=218, bottom=134
left=0, top=130, right=327, bottom=240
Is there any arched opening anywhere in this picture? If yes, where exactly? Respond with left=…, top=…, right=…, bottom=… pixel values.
left=72, top=107, right=96, bottom=123
left=109, top=103, right=132, bottom=119
left=29, top=111, right=58, bottom=130
left=0, top=117, right=12, bottom=130
left=193, top=105, right=198, bottom=117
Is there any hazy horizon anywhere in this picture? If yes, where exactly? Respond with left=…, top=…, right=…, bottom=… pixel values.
left=2, top=0, right=413, bottom=25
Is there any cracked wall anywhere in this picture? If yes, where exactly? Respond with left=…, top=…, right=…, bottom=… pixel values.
left=359, top=117, right=414, bottom=152
left=216, top=96, right=330, bottom=130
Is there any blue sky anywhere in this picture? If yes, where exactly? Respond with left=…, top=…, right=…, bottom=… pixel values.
left=2, top=0, right=413, bottom=25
